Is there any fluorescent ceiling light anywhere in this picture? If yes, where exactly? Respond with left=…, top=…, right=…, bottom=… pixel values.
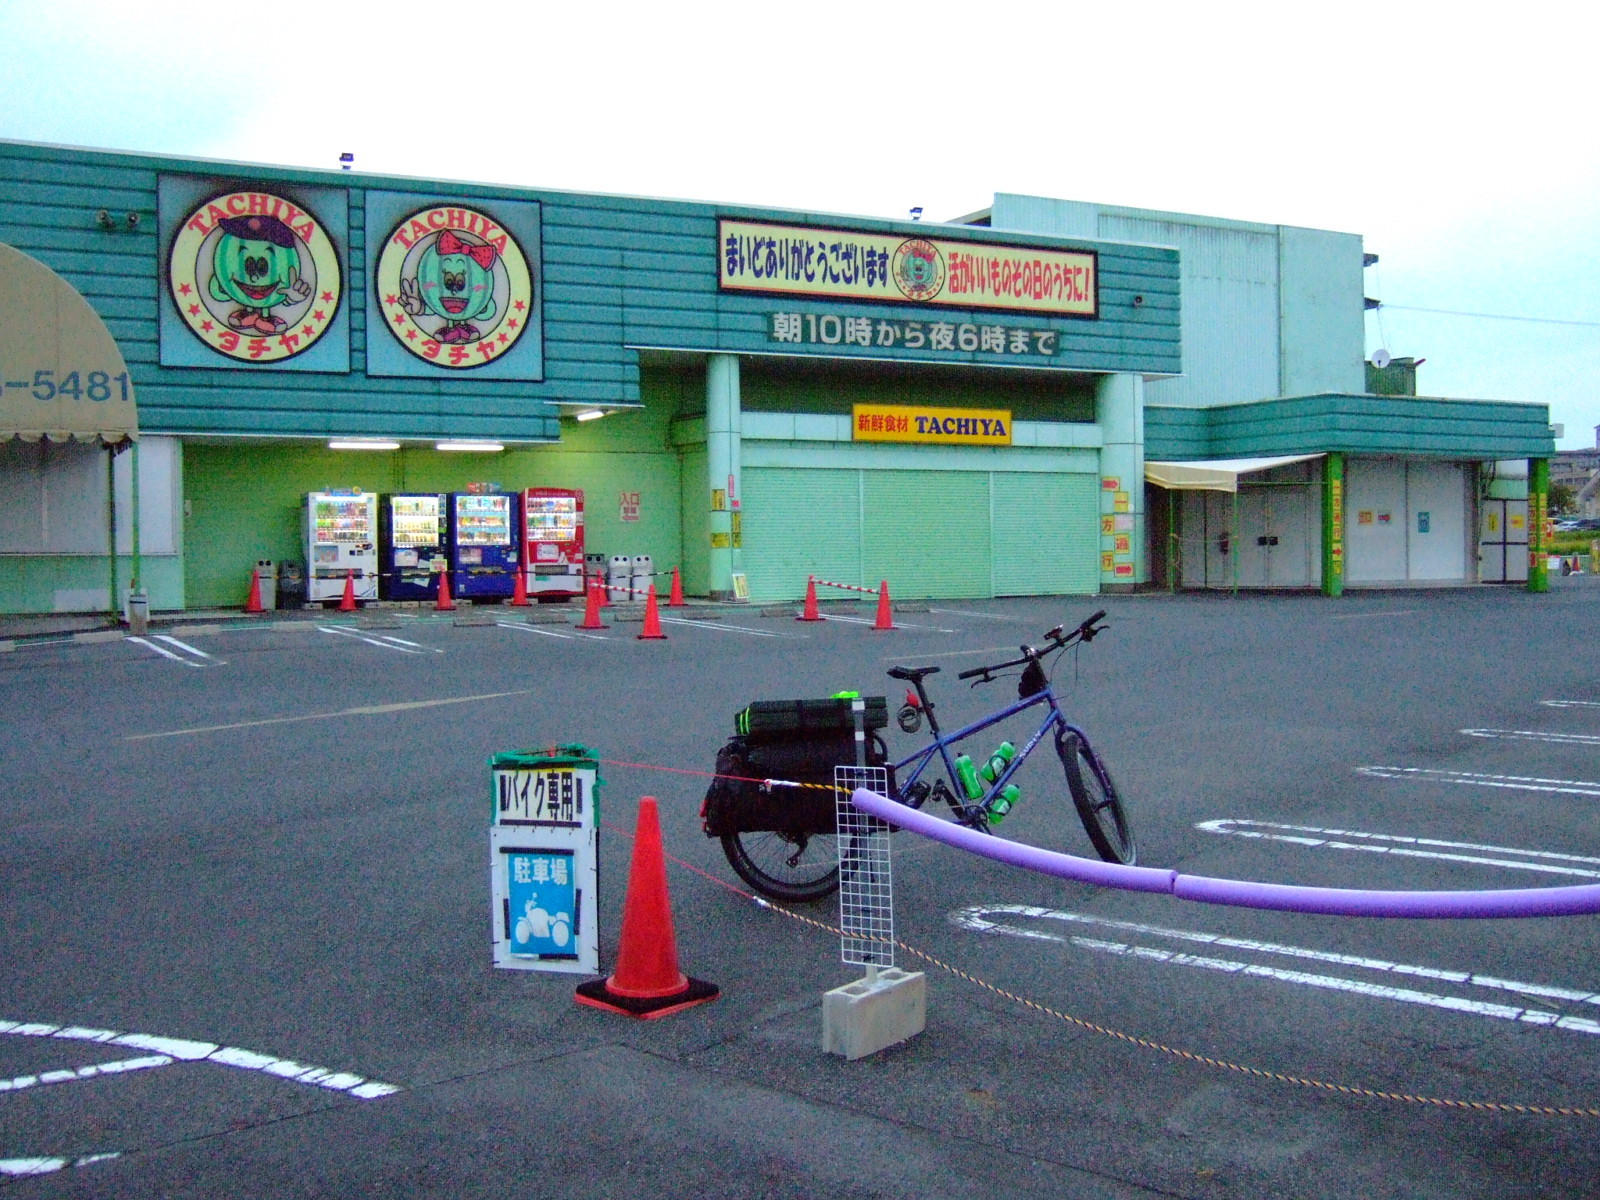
left=436, top=440, right=504, bottom=452
left=329, top=439, right=400, bottom=450
left=574, top=409, right=606, bottom=421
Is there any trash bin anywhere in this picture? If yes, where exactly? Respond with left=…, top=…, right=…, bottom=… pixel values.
left=255, top=559, right=278, bottom=611
left=277, top=561, right=306, bottom=608
left=631, top=554, right=654, bottom=600
left=608, top=554, right=634, bottom=603
left=584, top=552, right=606, bottom=597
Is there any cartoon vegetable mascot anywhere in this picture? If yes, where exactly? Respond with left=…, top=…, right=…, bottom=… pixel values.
left=208, top=214, right=311, bottom=335
left=400, top=231, right=500, bottom=344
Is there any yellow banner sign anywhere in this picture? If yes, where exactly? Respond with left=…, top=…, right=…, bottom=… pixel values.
left=853, top=404, right=1011, bottom=446
left=721, top=220, right=1096, bottom=317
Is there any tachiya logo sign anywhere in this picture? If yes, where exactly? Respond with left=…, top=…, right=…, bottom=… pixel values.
left=852, top=403, right=1013, bottom=446
left=167, top=190, right=342, bottom=363
left=375, top=204, right=535, bottom=370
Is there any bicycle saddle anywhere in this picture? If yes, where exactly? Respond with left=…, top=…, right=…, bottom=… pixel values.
left=887, top=665, right=941, bottom=682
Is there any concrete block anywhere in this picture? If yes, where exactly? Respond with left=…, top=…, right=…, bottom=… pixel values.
left=821, top=968, right=925, bottom=1060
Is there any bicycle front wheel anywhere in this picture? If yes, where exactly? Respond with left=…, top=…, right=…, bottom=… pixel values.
left=1057, top=732, right=1137, bottom=865
left=721, top=829, right=839, bottom=902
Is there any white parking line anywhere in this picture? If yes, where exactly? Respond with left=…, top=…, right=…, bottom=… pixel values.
left=659, top=616, right=799, bottom=638
left=950, top=906, right=1600, bottom=1034
left=1358, top=766, right=1600, bottom=797
left=375, top=634, right=443, bottom=654
left=1462, top=728, right=1600, bottom=746
left=498, top=622, right=574, bottom=639
left=2, top=1154, right=120, bottom=1178
left=1196, top=818, right=1600, bottom=879
left=1328, top=609, right=1420, bottom=620
left=318, top=625, right=424, bottom=654
left=825, top=614, right=956, bottom=633
left=1542, top=701, right=1600, bottom=709
left=152, top=634, right=221, bottom=662
left=124, top=636, right=205, bottom=668
left=930, top=608, right=1030, bottom=623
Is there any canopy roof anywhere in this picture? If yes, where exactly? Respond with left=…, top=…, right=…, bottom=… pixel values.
left=1144, top=454, right=1323, bottom=493
left=1, top=242, right=138, bottom=445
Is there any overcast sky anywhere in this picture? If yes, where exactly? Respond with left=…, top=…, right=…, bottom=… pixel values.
left=4, top=1, right=1594, bottom=447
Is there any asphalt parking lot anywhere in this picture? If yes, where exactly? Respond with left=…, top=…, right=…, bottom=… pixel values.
left=5, top=583, right=1600, bottom=1198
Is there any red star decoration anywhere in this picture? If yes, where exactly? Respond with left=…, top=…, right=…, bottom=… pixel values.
left=178, top=283, right=193, bottom=296
left=201, top=320, right=214, bottom=332
left=321, top=291, right=334, bottom=302
left=498, top=332, right=509, bottom=344
left=508, top=318, right=519, bottom=329
left=313, top=310, right=326, bottom=322
left=385, top=294, right=398, bottom=306
left=188, top=303, right=200, bottom=315
left=405, top=328, right=418, bottom=340
left=513, top=300, right=526, bottom=311
left=393, top=311, right=406, bottom=325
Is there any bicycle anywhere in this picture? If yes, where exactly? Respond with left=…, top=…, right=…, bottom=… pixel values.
left=718, top=610, right=1137, bottom=902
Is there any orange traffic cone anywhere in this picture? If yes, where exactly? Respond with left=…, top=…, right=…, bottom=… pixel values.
left=339, top=570, right=358, bottom=613
left=872, top=579, right=894, bottom=631
left=797, top=575, right=823, bottom=621
left=243, top=567, right=264, bottom=614
left=510, top=569, right=530, bottom=607
left=667, top=566, right=686, bottom=607
left=637, top=583, right=667, bottom=640
left=575, top=796, right=718, bottom=1019
left=577, top=578, right=608, bottom=629
left=435, top=567, right=457, bottom=612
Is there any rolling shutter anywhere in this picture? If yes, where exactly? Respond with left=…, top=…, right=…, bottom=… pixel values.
left=992, top=472, right=1099, bottom=595
left=740, top=468, right=861, bottom=602
left=862, top=471, right=991, bottom=599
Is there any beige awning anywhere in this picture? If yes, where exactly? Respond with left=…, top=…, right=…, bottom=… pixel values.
left=1, top=241, right=138, bottom=445
left=1144, top=453, right=1324, bottom=493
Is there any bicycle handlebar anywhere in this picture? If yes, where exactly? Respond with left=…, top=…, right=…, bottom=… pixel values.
left=955, top=611, right=1108, bottom=681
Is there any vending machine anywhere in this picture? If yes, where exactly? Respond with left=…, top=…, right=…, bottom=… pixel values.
left=378, top=493, right=448, bottom=600
left=306, top=490, right=379, bottom=602
left=522, top=488, right=586, bottom=599
left=448, top=491, right=521, bottom=599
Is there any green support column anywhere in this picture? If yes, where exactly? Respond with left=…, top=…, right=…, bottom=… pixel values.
left=1321, top=451, right=1344, bottom=597
left=1094, top=373, right=1145, bottom=589
left=706, top=354, right=743, bottom=601
left=1529, top=457, right=1549, bottom=593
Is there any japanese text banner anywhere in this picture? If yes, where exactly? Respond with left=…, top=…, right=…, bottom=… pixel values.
left=853, top=404, right=1013, bottom=446
left=721, top=220, right=1097, bottom=317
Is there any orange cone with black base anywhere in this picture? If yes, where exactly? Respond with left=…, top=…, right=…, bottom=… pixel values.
left=637, top=583, right=667, bottom=640
left=510, top=569, right=530, bottom=606
left=872, top=579, right=894, bottom=630
left=577, top=578, right=608, bottom=629
left=667, top=566, right=686, bottom=607
left=435, top=567, right=457, bottom=612
left=797, top=575, right=823, bottom=621
left=244, top=568, right=264, bottom=614
left=339, top=570, right=358, bottom=612
left=575, top=796, right=718, bottom=1019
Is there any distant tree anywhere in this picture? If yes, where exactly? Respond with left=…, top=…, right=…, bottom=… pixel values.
left=1549, top=481, right=1577, bottom=513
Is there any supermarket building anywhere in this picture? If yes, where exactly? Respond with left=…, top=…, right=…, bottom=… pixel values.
left=0, top=139, right=1555, bottom=614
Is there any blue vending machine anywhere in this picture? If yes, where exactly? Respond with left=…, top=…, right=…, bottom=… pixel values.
left=378, top=493, right=448, bottom=601
left=448, top=491, right=521, bottom=599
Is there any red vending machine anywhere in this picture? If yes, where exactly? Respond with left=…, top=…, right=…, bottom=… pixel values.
left=522, top=488, right=585, bottom=599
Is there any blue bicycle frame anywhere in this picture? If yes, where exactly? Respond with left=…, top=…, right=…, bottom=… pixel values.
left=891, top=679, right=1083, bottom=829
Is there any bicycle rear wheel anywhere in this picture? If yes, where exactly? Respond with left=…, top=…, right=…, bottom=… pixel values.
left=1057, top=731, right=1137, bottom=865
left=721, top=829, right=839, bottom=902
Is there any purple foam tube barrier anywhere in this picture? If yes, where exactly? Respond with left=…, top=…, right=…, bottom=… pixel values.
left=849, top=788, right=1600, bottom=919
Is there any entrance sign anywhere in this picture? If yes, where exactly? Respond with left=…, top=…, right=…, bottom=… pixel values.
left=489, top=745, right=599, bottom=975
left=720, top=220, right=1097, bottom=318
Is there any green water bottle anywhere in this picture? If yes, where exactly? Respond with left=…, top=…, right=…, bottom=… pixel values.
left=979, top=742, right=1016, bottom=785
left=989, top=783, right=1021, bottom=825
left=954, top=754, right=983, bottom=801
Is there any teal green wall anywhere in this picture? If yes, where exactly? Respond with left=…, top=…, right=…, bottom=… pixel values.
left=740, top=358, right=1095, bottom=421
left=1146, top=394, right=1555, bottom=461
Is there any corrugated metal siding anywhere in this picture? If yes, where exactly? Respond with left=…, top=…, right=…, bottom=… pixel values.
left=992, top=472, right=1099, bottom=595
left=741, top=468, right=861, bottom=602
left=2, top=140, right=1183, bottom=445
left=862, top=471, right=991, bottom=599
